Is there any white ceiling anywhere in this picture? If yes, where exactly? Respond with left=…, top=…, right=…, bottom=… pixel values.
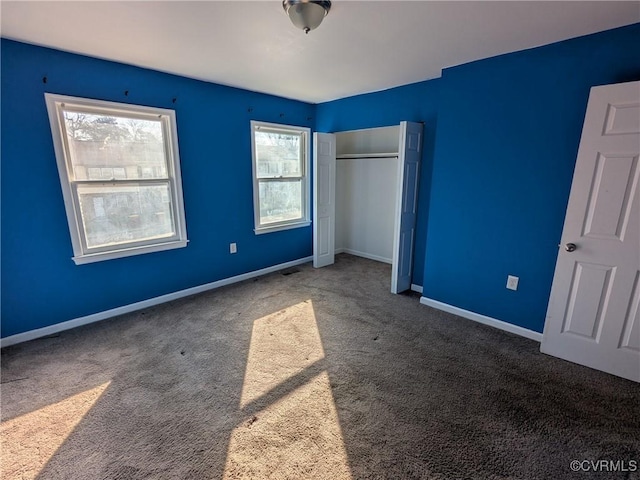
left=1, top=1, right=638, bottom=103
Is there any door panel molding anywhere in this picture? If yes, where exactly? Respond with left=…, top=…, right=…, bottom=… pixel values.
left=541, top=81, right=640, bottom=382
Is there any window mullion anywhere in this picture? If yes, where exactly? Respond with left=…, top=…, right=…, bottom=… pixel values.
left=72, top=179, right=170, bottom=187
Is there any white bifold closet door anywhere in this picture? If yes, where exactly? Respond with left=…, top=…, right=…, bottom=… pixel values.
left=313, top=132, right=336, bottom=268
left=391, top=121, right=422, bottom=294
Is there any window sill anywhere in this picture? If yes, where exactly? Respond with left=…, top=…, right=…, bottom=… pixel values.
left=72, top=239, right=188, bottom=265
left=254, top=221, right=311, bottom=235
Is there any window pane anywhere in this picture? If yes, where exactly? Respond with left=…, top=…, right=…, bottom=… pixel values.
left=77, top=183, right=175, bottom=249
left=255, top=130, right=302, bottom=179
left=63, top=111, right=167, bottom=180
left=258, top=180, right=302, bottom=225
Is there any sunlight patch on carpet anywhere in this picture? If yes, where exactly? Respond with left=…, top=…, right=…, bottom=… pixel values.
left=225, top=300, right=352, bottom=478
left=0, top=381, right=111, bottom=479
left=239, top=299, right=326, bottom=408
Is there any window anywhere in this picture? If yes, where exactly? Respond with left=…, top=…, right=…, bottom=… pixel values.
left=45, top=94, right=188, bottom=264
left=250, top=121, right=310, bottom=234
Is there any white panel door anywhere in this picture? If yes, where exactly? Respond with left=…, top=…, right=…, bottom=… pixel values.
left=391, top=121, right=423, bottom=294
left=541, top=81, right=640, bottom=382
left=313, top=132, right=336, bottom=268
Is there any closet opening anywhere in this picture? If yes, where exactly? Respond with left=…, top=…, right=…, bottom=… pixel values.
left=313, top=121, right=423, bottom=293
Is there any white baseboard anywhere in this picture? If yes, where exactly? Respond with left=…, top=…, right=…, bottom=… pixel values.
left=335, top=248, right=392, bottom=265
left=419, top=296, right=543, bottom=342
left=410, top=284, right=423, bottom=293
left=1, top=256, right=314, bottom=348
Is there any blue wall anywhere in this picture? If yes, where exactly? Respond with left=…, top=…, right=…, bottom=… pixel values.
left=318, top=23, right=640, bottom=333
left=1, top=39, right=315, bottom=338
left=424, top=23, right=640, bottom=333
left=315, top=80, right=441, bottom=288
left=3, top=23, right=639, bottom=339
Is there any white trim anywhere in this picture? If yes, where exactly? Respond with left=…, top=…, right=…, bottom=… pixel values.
left=335, top=248, right=392, bottom=265
left=250, top=120, right=311, bottom=234
left=419, top=296, right=543, bottom=342
left=1, top=256, right=313, bottom=348
left=44, top=93, right=188, bottom=264
left=73, top=239, right=188, bottom=265
left=254, top=220, right=311, bottom=235
left=410, top=284, right=423, bottom=293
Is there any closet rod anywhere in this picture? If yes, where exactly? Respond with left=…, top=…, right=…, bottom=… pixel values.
left=336, top=153, right=399, bottom=160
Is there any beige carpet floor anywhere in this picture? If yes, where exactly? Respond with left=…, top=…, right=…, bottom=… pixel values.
left=1, top=254, right=639, bottom=479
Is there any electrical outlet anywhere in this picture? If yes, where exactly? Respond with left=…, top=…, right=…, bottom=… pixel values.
left=506, top=275, right=519, bottom=291
left=230, top=242, right=237, bottom=254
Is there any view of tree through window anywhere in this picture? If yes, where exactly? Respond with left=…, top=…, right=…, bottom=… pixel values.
left=46, top=93, right=187, bottom=264
left=63, top=112, right=174, bottom=248
left=253, top=128, right=305, bottom=226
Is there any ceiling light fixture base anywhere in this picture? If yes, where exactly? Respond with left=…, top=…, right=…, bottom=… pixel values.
left=282, top=0, right=332, bottom=34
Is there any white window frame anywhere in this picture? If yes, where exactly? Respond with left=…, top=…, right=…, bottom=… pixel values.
left=250, top=121, right=311, bottom=234
left=45, top=93, right=188, bottom=265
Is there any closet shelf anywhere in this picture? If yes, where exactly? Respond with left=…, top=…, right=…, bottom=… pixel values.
left=336, top=152, right=399, bottom=159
